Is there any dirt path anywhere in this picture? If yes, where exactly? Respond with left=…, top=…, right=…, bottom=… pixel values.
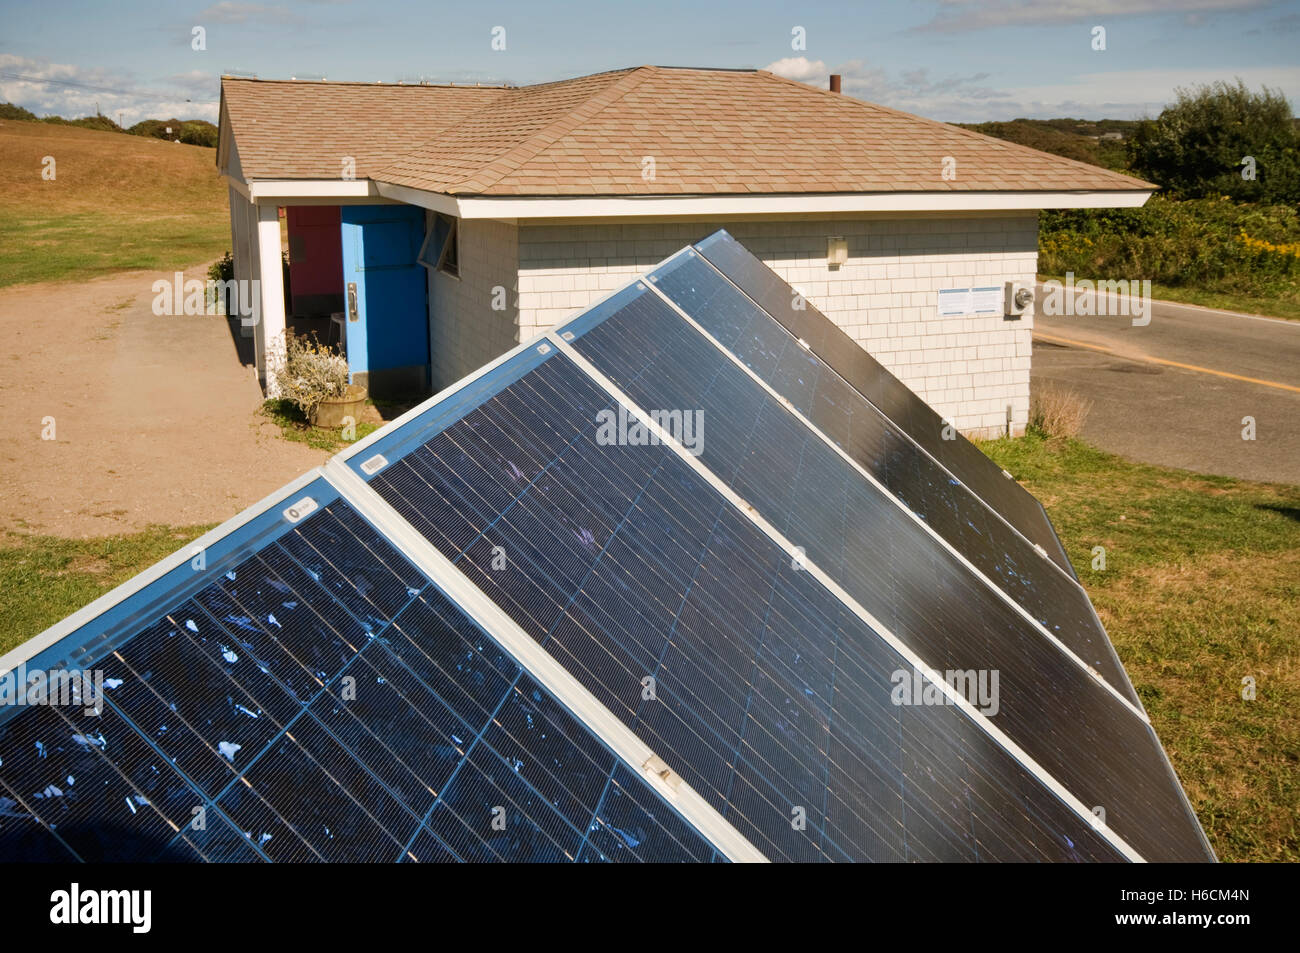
left=0, top=266, right=330, bottom=537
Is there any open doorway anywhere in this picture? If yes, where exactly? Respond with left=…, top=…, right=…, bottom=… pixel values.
left=285, top=205, right=346, bottom=351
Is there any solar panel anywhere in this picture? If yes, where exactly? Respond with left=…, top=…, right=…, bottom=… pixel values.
left=0, top=475, right=718, bottom=863
left=342, top=348, right=1128, bottom=861
left=692, top=229, right=1075, bottom=577
left=5, top=232, right=1213, bottom=863
left=644, top=248, right=1140, bottom=708
left=558, top=280, right=1210, bottom=861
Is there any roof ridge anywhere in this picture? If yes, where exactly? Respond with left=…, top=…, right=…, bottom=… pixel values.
left=219, top=76, right=513, bottom=90
left=433, top=66, right=660, bottom=194
left=754, top=69, right=1154, bottom=190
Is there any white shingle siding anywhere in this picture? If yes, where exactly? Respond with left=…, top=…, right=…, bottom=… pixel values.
left=427, top=217, right=519, bottom=391
left=428, top=213, right=1036, bottom=439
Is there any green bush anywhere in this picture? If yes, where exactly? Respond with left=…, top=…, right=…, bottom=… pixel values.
left=0, top=102, right=38, bottom=121
left=1128, top=80, right=1300, bottom=205
left=40, top=114, right=122, bottom=133
left=207, top=250, right=234, bottom=284
left=1040, top=196, right=1300, bottom=302
left=179, top=121, right=218, bottom=147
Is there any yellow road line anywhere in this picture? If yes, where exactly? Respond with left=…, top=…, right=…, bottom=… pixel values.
left=1033, top=331, right=1300, bottom=395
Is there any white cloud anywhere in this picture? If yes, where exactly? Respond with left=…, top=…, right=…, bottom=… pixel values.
left=193, top=2, right=299, bottom=26
left=764, top=56, right=831, bottom=84
left=914, top=0, right=1271, bottom=32
left=1004, top=66, right=1300, bottom=117
left=764, top=56, right=1014, bottom=118
left=0, top=55, right=218, bottom=126
left=764, top=55, right=1299, bottom=121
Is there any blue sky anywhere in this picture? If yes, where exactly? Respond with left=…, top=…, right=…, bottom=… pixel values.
left=1, top=0, right=1297, bottom=125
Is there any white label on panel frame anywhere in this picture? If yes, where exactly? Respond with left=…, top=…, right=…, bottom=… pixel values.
left=283, top=497, right=318, bottom=523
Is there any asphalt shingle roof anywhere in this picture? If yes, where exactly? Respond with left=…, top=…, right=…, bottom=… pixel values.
left=220, top=66, right=1153, bottom=195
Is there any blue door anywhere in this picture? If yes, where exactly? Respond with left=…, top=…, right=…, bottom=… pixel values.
left=339, top=204, right=429, bottom=397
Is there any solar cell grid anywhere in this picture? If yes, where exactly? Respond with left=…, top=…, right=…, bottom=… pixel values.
left=360, top=351, right=1132, bottom=861
left=0, top=483, right=715, bottom=863
left=692, top=229, right=1075, bottom=576
left=630, top=258, right=1140, bottom=704
left=562, top=286, right=1210, bottom=861
left=4, top=231, right=1214, bottom=865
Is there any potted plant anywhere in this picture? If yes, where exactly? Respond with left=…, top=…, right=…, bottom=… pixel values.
left=273, top=333, right=367, bottom=429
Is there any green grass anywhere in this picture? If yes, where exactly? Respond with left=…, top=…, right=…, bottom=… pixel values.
left=0, top=209, right=228, bottom=287
left=0, top=525, right=214, bottom=656
left=1142, top=281, right=1300, bottom=321
left=978, top=431, right=1300, bottom=863
left=260, top=398, right=380, bottom=452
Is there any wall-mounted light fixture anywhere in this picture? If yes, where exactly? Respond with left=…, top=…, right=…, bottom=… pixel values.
left=827, top=236, right=848, bottom=269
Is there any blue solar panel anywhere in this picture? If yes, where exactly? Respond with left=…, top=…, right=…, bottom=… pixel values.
left=559, top=280, right=1210, bottom=862
left=646, top=250, right=1139, bottom=707
left=0, top=476, right=716, bottom=863
left=347, top=349, right=1134, bottom=861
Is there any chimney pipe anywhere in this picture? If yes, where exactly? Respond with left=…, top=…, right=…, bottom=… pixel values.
left=829, top=74, right=841, bottom=94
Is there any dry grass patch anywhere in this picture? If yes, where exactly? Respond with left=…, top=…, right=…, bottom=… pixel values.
left=1029, top=381, right=1093, bottom=439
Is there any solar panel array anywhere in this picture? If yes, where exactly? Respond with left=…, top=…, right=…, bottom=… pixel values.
left=0, top=231, right=1213, bottom=863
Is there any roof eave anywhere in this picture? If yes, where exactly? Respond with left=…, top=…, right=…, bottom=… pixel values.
left=373, top=181, right=1154, bottom=219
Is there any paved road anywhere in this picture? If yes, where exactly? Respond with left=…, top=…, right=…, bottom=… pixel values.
left=1032, top=286, right=1300, bottom=484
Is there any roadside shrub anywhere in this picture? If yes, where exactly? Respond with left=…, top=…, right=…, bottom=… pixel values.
left=1039, top=195, right=1300, bottom=302
left=207, top=252, right=235, bottom=315
left=1029, top=383, right=1092, bottom=440
left=272, top=334, right=349, bottom=422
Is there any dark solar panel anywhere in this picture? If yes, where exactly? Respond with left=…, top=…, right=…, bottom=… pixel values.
left=355, top=351, right=1142, bottom=861
left=561, top=284, right=1209, bottom=862
left=692, top=229, right=1075, bottom=577
left=646, top=250, right=1140, bottom=708
left=7, top=233, right=1213, bottom=864
left=0, top=478, right=715, bottom=863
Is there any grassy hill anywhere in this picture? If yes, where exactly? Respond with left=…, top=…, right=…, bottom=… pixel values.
left=0, top=119, right=229, bottom=286
left=957, top=118, right=1139, bottom=171
left=0, top=103, right=217, bottom=145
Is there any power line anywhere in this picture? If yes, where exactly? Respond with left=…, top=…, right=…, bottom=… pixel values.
left=0, top=70, right=207, bottom=102
left=0, top=70, right=141, bottom=96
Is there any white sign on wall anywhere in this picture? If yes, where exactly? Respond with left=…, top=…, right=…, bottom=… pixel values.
left=937, top=287, right=972, bottom=317
left=972, top=286, right=1002, bottom=314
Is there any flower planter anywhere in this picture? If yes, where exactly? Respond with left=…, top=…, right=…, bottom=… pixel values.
left=309, top=384, right=368, bottom=429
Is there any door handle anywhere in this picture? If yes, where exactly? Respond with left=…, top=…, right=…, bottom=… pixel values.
left=347, top=282, right=358, bottom=322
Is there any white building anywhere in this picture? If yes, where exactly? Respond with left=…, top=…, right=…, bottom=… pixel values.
left=217, top=65, right=1152, bottom=437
